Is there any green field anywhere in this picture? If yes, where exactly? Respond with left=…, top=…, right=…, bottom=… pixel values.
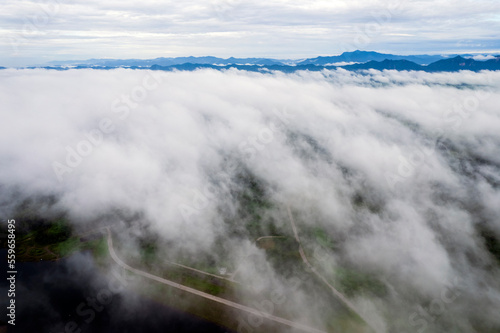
left=0, top=218, right=107, bottom=262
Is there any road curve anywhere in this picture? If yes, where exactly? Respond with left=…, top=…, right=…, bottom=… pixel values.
left=286, top=206, right=376, bottom=332
left=105, top=227, right=327, bottom=333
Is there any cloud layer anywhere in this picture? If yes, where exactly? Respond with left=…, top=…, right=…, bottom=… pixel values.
left=1, top=68, right=500, bottom=332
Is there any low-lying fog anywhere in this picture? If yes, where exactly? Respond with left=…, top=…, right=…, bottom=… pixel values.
left=1, top=68, right=499, bottom=332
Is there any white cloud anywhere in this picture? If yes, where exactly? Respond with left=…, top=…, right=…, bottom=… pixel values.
left=1, top=0, right=500, bottom=65
left=471, top=54, right=497, bottom=60
left=1, top=68, right=500, bottom=331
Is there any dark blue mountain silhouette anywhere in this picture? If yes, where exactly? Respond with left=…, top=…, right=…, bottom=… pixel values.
left=297, top=50, right=444, bottom=65
left=341, top=56, right=500, bottom=72
left=42, top=51, right=445, bottom=67
left=425, top=56, right=500, bottom=72
left=149, top=56, right=500, bottom=72
left=46, top=56, right=284, bottom=67
left=4, top=51, right=499, bottom=73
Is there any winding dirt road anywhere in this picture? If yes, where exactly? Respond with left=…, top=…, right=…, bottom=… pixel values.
left=105, top=227, right=327, bottom=333
left=286, top=206, right=376, bottom=332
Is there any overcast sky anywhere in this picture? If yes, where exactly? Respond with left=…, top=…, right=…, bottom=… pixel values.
left=1, top=0, right=500, bottom=66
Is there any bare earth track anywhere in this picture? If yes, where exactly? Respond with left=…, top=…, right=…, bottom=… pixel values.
left=105, top=227, right=327, bottom=333
left=286, top=206, right=376, bottom=332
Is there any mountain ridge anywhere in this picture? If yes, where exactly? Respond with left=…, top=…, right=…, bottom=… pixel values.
left=43, top=50, right=481, bottom=67
left=296, top=50, right=446, bottom=65
left=7, top=51, right=500, bottom=72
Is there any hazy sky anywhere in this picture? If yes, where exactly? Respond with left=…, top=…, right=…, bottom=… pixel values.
left=1, top=0, right=500, bottom=66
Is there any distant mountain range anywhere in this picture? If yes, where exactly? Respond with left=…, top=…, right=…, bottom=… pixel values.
left=296, top=50, right=445, bottom=65
left=149, top=56, right=500, bottom=72
left=7, top=51, right=500, bottom=72
left=46, top=56, right=286, bottom=67
left=342, top=56, right=500, bottom=72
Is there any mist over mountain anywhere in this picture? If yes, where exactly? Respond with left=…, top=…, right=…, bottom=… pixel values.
left=42, top=51, right=449, bottom=67
left=341, top=59, right=424, bottom=71
left=46, top=56, right=286, bottom=68
left=1, top=67, right=500, bottom=332
left=343, top=56, right=500, bottom=72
